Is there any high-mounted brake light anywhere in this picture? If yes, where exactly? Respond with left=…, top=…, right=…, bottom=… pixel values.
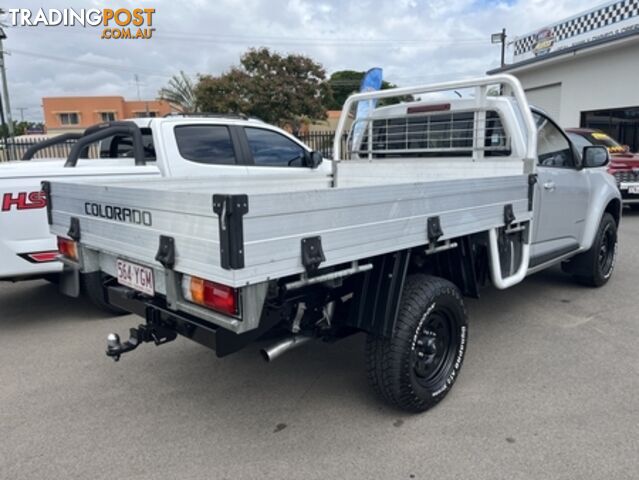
left=407, top=103, right=451, bottom=114
left=57, top=236, right=78, bottom=261
left=181, top=275, right=238, bottom=316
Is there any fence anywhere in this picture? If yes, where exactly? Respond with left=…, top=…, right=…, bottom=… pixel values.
left=297, top=131, right=347, bottom=158
left=0, top=138, right=99, bottom=162
left=0, top=131, right=344, bottom=162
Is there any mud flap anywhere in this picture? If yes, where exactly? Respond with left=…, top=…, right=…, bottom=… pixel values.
left=58, top=266, right=80, bottom=297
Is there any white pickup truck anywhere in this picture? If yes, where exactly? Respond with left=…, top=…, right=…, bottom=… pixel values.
left=48, top=75, right=621, bottom=412
left=1, top=116, right=327, bottom=311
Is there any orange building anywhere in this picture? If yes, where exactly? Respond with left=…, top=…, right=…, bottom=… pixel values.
left=308, top=110, right=352, bottom=133
left=42, top=96, right=175, bottom=133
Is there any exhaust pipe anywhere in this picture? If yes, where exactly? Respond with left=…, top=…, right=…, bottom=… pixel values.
left=261, top=335, right=312, bottom=362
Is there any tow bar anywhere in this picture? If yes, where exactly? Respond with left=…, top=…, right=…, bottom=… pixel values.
left=106, top=323, right=177, bottom=361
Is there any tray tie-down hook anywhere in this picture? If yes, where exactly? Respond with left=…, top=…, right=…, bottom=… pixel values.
left=106, top=323, right=177, bottom=361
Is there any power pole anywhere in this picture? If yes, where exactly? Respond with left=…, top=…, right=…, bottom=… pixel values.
left=16, top=106, right=27, bottom=122
left=0, top=20, right=16, bottom=159
left=0, top=88, right=6, bottom=156
left=134, top=74, right=141, bottom=101
left=491, top=28, right=507, bottom=68
left=500, top=28, right=507, bottom=68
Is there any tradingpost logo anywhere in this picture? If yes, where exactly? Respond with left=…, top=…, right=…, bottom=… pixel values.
left=7, top=8, right=156, bottom=40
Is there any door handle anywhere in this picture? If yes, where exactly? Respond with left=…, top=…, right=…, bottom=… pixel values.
left=543, top=181, right=555, bottom=191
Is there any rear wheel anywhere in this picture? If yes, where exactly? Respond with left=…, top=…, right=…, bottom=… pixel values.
left=366, top=275, right=468, bottom=413
left=571, top=213, right=618, bottom=287
left=82, top=273, right=127, bottom=315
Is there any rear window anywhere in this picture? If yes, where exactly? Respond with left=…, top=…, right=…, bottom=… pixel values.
left=174, top=125, right=236, bottom=165
left=584, top=131, right=625, bottom=153
left=99, top=128, right=156, bottom=161
left=567, top=131, right=626, bottom=154
left=359, top=111, right=509, bottom=158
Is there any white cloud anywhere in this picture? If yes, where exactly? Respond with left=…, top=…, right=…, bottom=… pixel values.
left=2, top=0, right=604, bottom=122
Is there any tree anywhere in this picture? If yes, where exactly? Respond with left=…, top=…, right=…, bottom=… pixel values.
left=0, top=120, right=33, bottom=137
left=195, top=48, right=332, bottom=128
left=158, top=71, right=198, bottom=113
left=326, top=70, right=404, bottom=110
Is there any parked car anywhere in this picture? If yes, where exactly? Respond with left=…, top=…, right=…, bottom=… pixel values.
left=566, top=128, right=639, bottom=209
left=49, top=75, right=620, bottom=412
left=0, top=115, right=328, bottom=312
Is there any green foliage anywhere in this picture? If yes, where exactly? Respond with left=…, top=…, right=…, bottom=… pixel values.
left=159, top=71, right=198, bottom=113
left=195, top=48, right=332, bottom=128
left=326, top=70, right=405, bottom=110
left=0, top=121, right=40, bottom=137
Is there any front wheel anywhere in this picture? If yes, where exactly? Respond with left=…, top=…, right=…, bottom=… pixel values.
left=366, top=275, right=468, bottom=413
left=571, top=213, right=618, bottom=287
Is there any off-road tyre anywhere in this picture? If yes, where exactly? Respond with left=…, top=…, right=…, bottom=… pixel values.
left=571, top=213, right=618, bottom=287
left=366, top=274, right=468, bottom=413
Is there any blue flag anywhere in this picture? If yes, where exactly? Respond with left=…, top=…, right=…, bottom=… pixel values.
left=352, top=68, right=383, bottom=156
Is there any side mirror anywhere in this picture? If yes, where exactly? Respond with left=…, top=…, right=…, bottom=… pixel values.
left=305, top=150, right=323, bottom=169
left=582, top=146, right=609, bottom=168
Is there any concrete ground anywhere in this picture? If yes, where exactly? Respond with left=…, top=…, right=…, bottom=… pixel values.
left=1, top=213, right=638, bottom=480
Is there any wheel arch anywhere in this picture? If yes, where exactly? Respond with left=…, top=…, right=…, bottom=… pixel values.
left=344, top=236, right=481, bottom=338
left=604, top=197, right=621, bottom=226
left=580, top=189, right=622, bottom=252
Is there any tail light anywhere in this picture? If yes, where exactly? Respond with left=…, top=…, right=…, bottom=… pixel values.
left=181, top=275, right=238, bottom=316
left=21, top=251, right=59, bottom=263
left=57, top=236, right=78, bottom=261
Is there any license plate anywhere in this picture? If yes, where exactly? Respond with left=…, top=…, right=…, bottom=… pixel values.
left=629, top=185, right=639, bottom=194
left=116, top=259, right=154, bottom=296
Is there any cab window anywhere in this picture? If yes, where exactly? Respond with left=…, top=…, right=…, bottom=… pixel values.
left=99, top=128, right=156, bottom=161
left=534, top=113, right=574, bottom=168
left=245, top=128, right=306, bottom=167
left=174, top=125, right=236, bottom=165
left=567, top=132, right=592, bottom=151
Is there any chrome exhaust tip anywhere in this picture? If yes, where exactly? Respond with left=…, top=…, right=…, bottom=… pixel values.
left=260, top=335, right=312, bottom=362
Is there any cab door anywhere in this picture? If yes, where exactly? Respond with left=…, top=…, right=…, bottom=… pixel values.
left=161, top=122, right=249, bottom=177
left=531, top=112, right=590, bottom=267
left=240, top=126, right=331, bottom=178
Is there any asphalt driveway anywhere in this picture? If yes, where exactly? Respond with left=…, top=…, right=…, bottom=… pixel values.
left=1, top=212, right=638, bottom=480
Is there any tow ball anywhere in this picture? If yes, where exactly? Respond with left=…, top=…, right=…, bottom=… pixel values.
left=106, top=324, right=177, bottom=361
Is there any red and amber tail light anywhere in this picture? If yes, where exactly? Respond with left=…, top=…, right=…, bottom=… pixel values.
left=181, top=274, right=238, bottom=316
left=57, top=236, right=78, bottom=261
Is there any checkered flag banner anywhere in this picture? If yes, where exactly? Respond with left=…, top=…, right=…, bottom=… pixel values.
left=513, top=0, right=639, bottom=59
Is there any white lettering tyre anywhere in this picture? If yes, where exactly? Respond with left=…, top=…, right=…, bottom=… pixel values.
left=365, top=275, right=468, bottom=412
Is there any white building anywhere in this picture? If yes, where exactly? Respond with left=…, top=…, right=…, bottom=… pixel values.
left=489, top=0, right=639, bottom=152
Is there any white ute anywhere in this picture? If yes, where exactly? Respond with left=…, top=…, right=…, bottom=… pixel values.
left=48, top=75, right=621, bottom=412
left=0, top=115, right=328, bottom=311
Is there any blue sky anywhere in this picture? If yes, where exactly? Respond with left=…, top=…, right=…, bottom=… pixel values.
left=2, top=0, right=606, bottom=122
